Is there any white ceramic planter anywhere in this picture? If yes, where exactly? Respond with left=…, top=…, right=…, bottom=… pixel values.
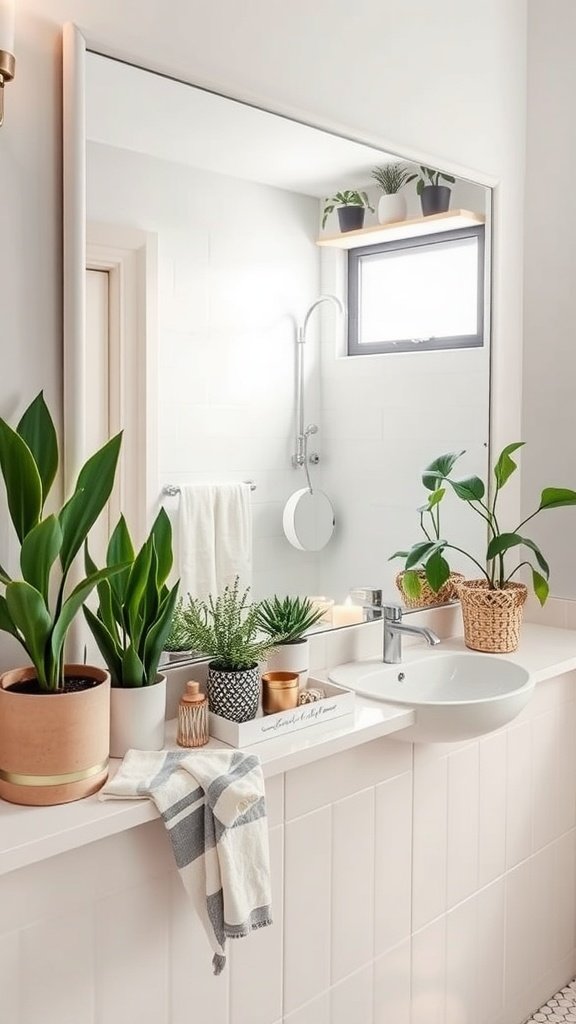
left=377, top=193, right=407, bottom=225
left=266, top=639, right=309, bottom=684
left=109, top=675, right=167, bottom=757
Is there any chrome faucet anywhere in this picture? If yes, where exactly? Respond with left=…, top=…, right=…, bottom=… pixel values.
left=349, top=589, right=441, bottom=664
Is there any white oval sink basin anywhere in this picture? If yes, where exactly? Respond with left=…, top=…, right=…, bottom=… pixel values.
left=329, top=652, right=533, bottom=743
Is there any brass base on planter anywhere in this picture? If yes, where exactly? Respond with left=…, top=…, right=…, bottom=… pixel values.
left=0, top=665, right=110, bottom=806
left=396, top=571, right=464, bottom=609
left=456, top=580, right=528, bottom=653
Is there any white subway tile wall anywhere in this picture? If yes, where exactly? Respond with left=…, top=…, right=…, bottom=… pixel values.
left=1, top=625, right=576, bottom=1022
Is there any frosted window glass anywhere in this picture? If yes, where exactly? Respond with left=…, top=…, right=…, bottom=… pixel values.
left=354, top=235, right=481, bottom=350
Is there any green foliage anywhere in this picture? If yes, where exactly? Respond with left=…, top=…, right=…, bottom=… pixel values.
left=0, top=393, right=123, bottom=690
left=390, top=444, right=576, bottom=606
left=322, top=190, right=374, bottom=229
left=371, top=163, right=412, bottom=195
left=389, top=452, right=464, bottom=600
left=163, top=598, right=192, bottom=653
left=257, top=595, right=324, bottom=643
left=83, top=509, right=179, bottom=687
left=180, top=578, right=277, bottom=671
left=406, top=165, right=456, bottom=196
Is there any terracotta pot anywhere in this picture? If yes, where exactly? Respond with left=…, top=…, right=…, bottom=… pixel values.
left=266, top=638, right=309, bottom=685
left=396, top=570, right=464, bottom=609
left=109, top=675, right=167, bottom=757
left=0, top=665, right=110, bottom=806
left=456, top=579, right=528, bottom=653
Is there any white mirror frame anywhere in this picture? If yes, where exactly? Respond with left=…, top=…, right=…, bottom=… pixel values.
left=62, top=21, right=520, bottom=578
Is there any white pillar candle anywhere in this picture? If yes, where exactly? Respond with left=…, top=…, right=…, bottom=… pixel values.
left=0, top=0, right=14, bottom=53
left=308, top=596, right=334, bottom=624
left=332, top=599, right=364, bottom=627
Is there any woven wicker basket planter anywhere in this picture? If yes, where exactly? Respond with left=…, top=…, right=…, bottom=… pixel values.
left=395, top=571, right=464, bottom=609
left=456, top=579, right=528, bottom=653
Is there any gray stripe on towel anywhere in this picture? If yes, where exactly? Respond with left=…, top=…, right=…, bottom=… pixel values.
left=137, top=751, right=188, bottom=796
left=167, top=805, right=207, bottom=868
left=206, top=889, right=226, bottom=946
left=162, top=785, right=204, bottom=822
left=206, top=754, right=260, bottom=807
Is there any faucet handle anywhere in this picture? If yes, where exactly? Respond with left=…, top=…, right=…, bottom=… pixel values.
left=383, top=602, right=403, bottom=623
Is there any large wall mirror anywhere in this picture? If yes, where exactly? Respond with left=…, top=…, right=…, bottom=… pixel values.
left=64, top=27, right=492, bottom=650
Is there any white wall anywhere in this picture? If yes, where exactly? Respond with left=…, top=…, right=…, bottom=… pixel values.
left=87, top=140, right=322, bottom=600
left=522, top=0, right=576, bottom=599
left=0, top=0, right=527, bottom=669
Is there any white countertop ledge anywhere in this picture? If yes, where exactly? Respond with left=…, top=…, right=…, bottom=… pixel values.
left=1, top=621, right=575, bottom=877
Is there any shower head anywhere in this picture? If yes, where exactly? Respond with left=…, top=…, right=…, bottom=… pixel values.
left=302, top=294, right=346, bottom=340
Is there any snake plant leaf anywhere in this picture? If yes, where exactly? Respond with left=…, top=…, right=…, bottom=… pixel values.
left=50, top=566, right=127, bottom=680
left=0, top=418, right=43, bottom=543
left=20, top=515, right=62, bottom=602
left=493, top=442, right=524, bottom=489
left=150, top=508, right=173, bottom=589
left=106, top=514, right=134, bottom=604
left=422, top=451, right=465, bottom=491
left=448, top=476, right=485, bottom=502
left=0, top=562, right=11, bottom=585
left=121, top=644, right=146, bottom=688
left=59, top=433, right=122, bottom=574
left=124, top=539, right=154, bottom=646
left=6, top=582, right=51, bottom=687
left=402, top=570, right=422, bottom=600
left=143, top=581, right=180, bottom=685
left=532, top=569, right=549, bottom=607
left=16, top=392, right=58, bottom=508
left=405, top=540, right=439, bottom=570
left=538, top=487, right=576, bottom=510
left=0, top=594, right=21, bottom=641
left=83, top=604, right=123, bottom=684
left=425, top=551, right=451, bottom=592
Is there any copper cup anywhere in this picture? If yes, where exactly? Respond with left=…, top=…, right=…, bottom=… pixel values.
left=261, top=672, right=300, bottom=715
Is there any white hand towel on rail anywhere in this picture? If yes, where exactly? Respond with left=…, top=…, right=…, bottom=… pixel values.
left=178, top=482, right=252, bottom=602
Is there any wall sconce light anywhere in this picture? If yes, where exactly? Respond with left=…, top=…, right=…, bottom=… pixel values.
left=0, top=0, right=15, bottom=127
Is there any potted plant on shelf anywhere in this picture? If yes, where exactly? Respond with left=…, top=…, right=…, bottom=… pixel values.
left=180, top=578, right=277, bottom=722
left=322, top=190, right=374, bottom=233
left=391, top=451, right=464, bottom=608
left=371, top=163, right=412, bottom=225
left=162, top=597, right=193, bottom=662
left=83, top=509, right=179, bottom=757
left=257, top=595, right=324, bottom=682
left=0, top=393, right=122, bottom=806
left=407, top=165, right=456, bottom=216
left=391, top=444, right=576, bottom=653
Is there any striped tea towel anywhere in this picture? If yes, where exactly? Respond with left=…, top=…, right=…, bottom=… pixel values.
left=101, top=749, right=272, bottom=974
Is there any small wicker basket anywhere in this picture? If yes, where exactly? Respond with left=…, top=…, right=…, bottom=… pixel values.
left=395, top=570, right=463, bottom=609
left=456, top=579, right=528, bottom=653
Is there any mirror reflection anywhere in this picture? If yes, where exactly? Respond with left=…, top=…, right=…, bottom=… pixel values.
left=85, top=52, right=491, bottom=637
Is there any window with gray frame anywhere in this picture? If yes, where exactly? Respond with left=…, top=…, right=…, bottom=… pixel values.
left=347, top=225, right=485, bottom=356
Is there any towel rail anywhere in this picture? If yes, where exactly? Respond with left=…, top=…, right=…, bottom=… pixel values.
left=163, top=481, right=256, bottom=496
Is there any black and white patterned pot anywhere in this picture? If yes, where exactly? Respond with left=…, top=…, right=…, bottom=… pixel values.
left=207, top=663, right=260, bottom=723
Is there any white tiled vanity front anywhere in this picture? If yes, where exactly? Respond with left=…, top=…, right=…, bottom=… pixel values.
left=1, top=620, right=576, bottom=1023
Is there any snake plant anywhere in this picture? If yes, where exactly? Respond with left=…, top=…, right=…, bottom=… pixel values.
left=0, top=392, right=123, bottom=690
left=84, top=509, right=180, bottom=687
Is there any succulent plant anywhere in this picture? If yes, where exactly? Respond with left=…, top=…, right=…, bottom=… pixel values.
left=257, top=595, right=324, bottom=644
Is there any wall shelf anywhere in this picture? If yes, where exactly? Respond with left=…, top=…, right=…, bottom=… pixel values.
left=317, top=209, right=485, bottom=250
